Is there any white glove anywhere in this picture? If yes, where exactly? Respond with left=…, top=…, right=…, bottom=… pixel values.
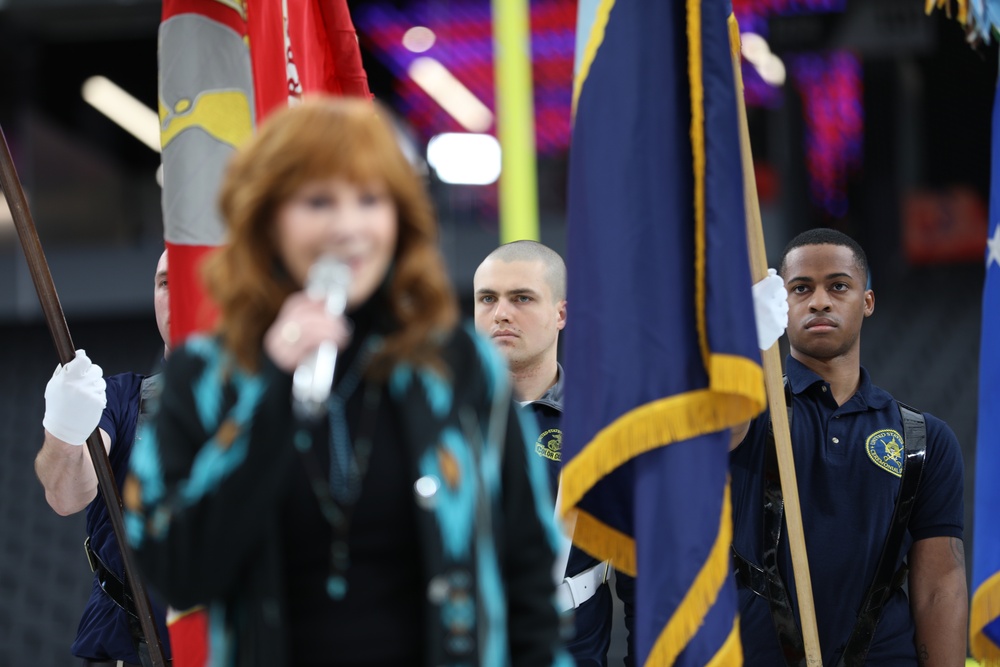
left=42, top=349, right=107, bottom=445
left=752, top=268, right=788, bottom=350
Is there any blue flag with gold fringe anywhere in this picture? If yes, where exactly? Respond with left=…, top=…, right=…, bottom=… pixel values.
left=971, top=79, right=1000, bottom=664
left=562, top=1, right=766, bottom=665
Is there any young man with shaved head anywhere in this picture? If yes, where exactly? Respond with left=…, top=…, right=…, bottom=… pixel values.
left=474, top=240, right=634, bottom=666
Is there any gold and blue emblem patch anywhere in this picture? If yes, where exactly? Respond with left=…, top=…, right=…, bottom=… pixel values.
left=535, top=428, right=562, bottom=462
left=865, top=429, right=904, bottom=477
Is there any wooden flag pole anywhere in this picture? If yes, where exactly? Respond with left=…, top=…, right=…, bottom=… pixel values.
left=728, top=18, right=823, bottom=667
left=0, top=124, right=168, bottom=667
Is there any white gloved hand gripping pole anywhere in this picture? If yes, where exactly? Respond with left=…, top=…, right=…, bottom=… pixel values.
left=43, top=349, right=107, bottom=445
left=751, top=268, right=789, bottom=351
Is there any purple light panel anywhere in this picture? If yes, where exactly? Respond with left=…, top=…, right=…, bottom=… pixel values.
left=355, top=0, right=576, bottom=155
left=356, top=0, right=862, bottom=219
left=734, top=0, right=860, bottom=219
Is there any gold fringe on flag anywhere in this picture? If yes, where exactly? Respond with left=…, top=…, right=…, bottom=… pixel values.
left=925, top=0, right=969, bottom=24
left=571, top=0, right=617, bottom=119
left=571, top=509, right=637, bottom=577
left=971, top=570, right=1000, bottom=661
left=688, top=0, right=710, bottom=369
left=558, top=353, right=764, bottom=531
left=647, top=482, right=739, bottom=666
left=704, top=618, right=744, bottom=667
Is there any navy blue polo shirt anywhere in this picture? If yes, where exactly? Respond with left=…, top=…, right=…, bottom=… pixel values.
left=73, top=372, right=171, bottom=662
left=730, top=357, right=963, bottom=666
left=522, top=379, right=620, bottom=667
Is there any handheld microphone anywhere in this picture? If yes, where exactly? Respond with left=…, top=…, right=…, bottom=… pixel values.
left=292, top=255, right=352, bottom=420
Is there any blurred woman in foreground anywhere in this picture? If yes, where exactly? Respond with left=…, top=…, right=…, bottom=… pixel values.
left=124, top=97, right=568, bottom=667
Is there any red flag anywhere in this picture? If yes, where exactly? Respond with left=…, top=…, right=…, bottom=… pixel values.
left=248, top=0, right=372, bottom=123
left=160, top=0, right=253, bottom=344
left=161, top=0, right=371, bottom=346
left=166, top=607, right=209, bottom=667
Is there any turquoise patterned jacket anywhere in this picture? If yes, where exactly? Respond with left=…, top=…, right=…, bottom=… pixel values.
left=125, top=325, right=572, bottom=667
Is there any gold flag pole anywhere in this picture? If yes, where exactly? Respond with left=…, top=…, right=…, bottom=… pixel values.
left=491, top=0, right=540, bottom=243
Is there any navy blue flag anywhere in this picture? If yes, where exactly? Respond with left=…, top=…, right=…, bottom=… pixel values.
left=563, top=2, right=765, bottom=664
left=971, top=78, right=1000, bottom=664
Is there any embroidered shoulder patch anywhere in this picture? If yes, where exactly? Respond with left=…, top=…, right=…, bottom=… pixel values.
left=535, top=428, right=562, bottom=462
left=865, top=429, right=904, bottom=477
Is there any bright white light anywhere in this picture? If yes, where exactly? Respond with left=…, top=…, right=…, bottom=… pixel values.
left=740, top=32, right=786, bottom=87
left=81, top=75, right=161, bottom=153
left=757, top=55, right=787, bottom=86
left=408, top=57, right=494, bottom=132
left=740, top=32, right=770, bottom=67
left=427, top=133, right=501, bottom=185
left=403, top=26, right=436, bottom=53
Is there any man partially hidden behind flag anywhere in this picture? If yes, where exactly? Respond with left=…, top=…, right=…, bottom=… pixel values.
left=970, top=77, right=1000, bottom=665
left=562, top=1, right=766, bottom=665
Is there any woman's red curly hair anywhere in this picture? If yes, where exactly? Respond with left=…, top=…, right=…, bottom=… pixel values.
left=203, top=97, right=458, bottom=374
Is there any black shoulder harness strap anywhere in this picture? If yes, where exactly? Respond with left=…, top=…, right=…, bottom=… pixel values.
left=741, top=379, right=807, bottom=666
left=732, top=391, right=927, bottom=667
left=834, top=402, right=927, bottom=667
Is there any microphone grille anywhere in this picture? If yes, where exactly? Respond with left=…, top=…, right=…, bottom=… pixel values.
left=305, top=255, right=352, bottom=301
